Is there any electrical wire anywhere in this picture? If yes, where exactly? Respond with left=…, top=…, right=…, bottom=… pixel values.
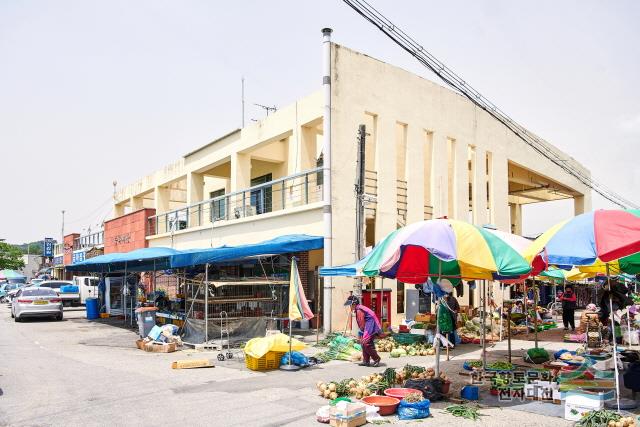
left=342, top=0, right=638, bottom=209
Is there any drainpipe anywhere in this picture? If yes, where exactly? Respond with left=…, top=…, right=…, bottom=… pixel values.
left=322, top=28, right=333, bottom=333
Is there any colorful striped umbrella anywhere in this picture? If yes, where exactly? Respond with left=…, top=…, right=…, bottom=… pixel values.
left=288, top=257, right=314, bottom=321
left=362, top=219, right=531, bottom=284
left=524, top=209, right=640, bottom=268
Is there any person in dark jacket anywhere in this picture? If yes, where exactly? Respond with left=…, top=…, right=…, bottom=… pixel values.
left=560, top=285, right=577, bottom=331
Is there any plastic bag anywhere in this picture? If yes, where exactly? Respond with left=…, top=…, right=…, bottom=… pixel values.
left=280, top=351, right=309, bottom=367
left=437, top=303, right=453, bottom=333
left=404, top=378, right=444, bottom=402
left=397, top=399, right=431, bottom=420
left=315, top=405, right=331, bottom=423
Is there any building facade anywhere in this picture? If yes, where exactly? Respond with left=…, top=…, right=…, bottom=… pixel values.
left=111, top=42, right=592, bottom=331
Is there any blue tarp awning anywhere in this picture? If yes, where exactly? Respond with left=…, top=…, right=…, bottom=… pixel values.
left=64, top=234, right=323, bottom=273
left=170, top=234, right=324, bottom=268
left=319, top=251, right=373, bottom=277
left=65, top=247, right=181, bottom=273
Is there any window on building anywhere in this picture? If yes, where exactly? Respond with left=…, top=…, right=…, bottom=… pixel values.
left=209, top=189, right=226, bottom=220
left=250, top=174, right=272, bottom=215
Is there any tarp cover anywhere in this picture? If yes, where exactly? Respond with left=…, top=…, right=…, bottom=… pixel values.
left=319, top=251, right=373, bottom=277
left=65, top=234, right=323, bottom=273
left=65, top=247, right=180, bottom=273
left=170, top=234, right=323, bottom=268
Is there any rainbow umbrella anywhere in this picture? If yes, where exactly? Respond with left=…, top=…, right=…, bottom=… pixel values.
left=288, top=257, right=314, bottom=321
left=524, top=209, right=640, bottom=268
left=524, top=209, right=640, bottom=411
left=282, top=257, right=313, bottom=371
left=363, top=219, right=532, bottom=284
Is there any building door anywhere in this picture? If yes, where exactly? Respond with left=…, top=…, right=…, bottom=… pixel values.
left=250, top=174, right=272, bottom=214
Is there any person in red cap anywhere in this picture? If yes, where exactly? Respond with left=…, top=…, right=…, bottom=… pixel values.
left=346, top=295, right=382, bottom=367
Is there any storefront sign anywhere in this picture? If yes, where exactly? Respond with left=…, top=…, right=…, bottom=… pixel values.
left=53, top=255, right=64, bottom=266
left=72, top=250, right=86, bottom=264
left=113, top=233, right=131, bottom=245
left=43, top=238, right=54, bottom=257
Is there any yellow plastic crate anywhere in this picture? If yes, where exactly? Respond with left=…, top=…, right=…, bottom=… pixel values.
left=244, top=351, right=285, bottom=371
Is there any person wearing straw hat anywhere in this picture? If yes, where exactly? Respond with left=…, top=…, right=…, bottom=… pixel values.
left=345, top=295, right=382, bottom=367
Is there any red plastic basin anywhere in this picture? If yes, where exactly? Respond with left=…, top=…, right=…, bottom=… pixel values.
left=383, top=388, right=422, bottom=399
left=361, top=395, right=400, bottom=415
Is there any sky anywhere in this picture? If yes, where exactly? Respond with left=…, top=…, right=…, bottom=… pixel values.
left=1, top=0, right=639, bottom=244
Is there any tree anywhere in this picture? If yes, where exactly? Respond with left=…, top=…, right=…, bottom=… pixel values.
left=0, top=242, right=25, bottom=270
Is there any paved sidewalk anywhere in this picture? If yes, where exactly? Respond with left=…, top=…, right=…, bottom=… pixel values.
left=0, top=305, right=583, bottom=426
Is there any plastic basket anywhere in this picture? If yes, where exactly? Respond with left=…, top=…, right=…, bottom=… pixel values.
left=244, top=351, right=286, bottom=371
left=392, top=333, right=425, bottom=345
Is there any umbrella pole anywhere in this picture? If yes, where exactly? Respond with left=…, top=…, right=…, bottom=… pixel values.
left=534, top=281, right=539, bottom=349
left=500, top=283, right=504, bottom=342
left=607, top=263, right=621, bottom=412
left=435, top=260, right=442, bottom=377
left=524, top=286, right=529, bottom=339
left=507, top=299, right=512, bottom=363
left=482, top=279, right=487, bottom=370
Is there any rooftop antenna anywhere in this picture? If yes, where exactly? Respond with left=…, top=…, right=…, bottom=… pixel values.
left=254, top=103, right=277, bottom=118
left=241, top=77, right=245, bottom=128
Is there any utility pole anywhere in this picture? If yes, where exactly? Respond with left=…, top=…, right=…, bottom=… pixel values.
left=354, top=124, right=366, bottom=298
left=61, top=210, right=65, bottom=242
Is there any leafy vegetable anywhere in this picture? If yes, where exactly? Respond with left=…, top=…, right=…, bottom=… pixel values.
left=445, top=404, right=481, bottom=420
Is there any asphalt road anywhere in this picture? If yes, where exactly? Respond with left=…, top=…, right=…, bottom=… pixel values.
left=0, top=305, right=577, bottom=427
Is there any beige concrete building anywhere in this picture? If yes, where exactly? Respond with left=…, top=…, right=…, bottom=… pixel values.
left=112, top=41, right=591, bottom=331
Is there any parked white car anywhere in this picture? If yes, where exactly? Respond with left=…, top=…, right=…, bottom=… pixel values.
left=33, top=280, right=80, bottom=306
left=11, top=287, right=63, bottom=322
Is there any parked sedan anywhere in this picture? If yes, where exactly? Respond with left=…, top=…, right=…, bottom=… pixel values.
left=11, top=287, right=63, bottom=322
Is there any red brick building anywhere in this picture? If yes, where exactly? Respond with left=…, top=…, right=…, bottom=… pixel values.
left=104, top=208, right=156, bottom=254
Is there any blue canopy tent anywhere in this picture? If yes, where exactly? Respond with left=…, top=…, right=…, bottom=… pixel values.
left=65, top=247, right=181, bottom=273
left=169, top=234, right=324, bottom=268
left=319, top=251, right=373, bottom=277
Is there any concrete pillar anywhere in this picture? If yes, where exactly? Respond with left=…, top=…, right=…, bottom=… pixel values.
left=454, top=141, right=469, bottom=221
left=510, top=203, right=522, bottom=235
left=130, top=196, right=143, bottom=211
left=300, top=125, right=317, bottom=171
left=187, top=172, right=204, bottom=205
left=154, top=185, right=170, bottom=214
left=113, top=203, right=125, bottom=218
left=574, top=192, right=592, bottom=215
left=406, top=125, right=425, bottom=224
left=492, top=152, right=510, bottom=231
left=431, top=133, right=448, bottom=218
left=473, top=147, right=488, bottom=225
left=374, top=116, right=397, bottom=238
left=230, top=152, right=251, bottom=192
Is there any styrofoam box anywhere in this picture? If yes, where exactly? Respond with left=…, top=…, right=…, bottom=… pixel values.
left=565, top=402, right=604, bottom=421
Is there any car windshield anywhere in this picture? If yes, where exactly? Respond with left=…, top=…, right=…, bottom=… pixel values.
left=22, top=288, right=57, bottom=297
left=7, top=278, right=26, bottom=284
left=43, top=282, right=67, bottom=289
left=6, top=284, right=18, bottom=291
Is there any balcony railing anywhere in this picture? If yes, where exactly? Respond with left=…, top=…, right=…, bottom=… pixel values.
left=74, top=231, right=104, bottom=250
left=147, top=167, right=324, bottom=236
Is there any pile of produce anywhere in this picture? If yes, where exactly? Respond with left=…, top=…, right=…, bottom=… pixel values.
left=403, top=392, right=424, bottom=403
left=463, top=360, right=484, bottom=370
left=486, top=361, right=514, bottom=371
left=376, top=337, right=435, bottom=356
left=396, top=364, right=448, bottom=383
left=445, top=404, right=482, bottom=420
left=316, top=365, right=447, bottom=400
left=577, top=410, right=636, bottom=427
left=315, top=334, right=362, bottom=362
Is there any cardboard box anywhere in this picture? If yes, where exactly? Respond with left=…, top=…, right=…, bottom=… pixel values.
left=564, top=390, right=607, bottom=421
left=329, top=413, right=366, bottom=427
left=329, top=403, right=366, bottom=419
left=144, top=342, right=177, bottom=353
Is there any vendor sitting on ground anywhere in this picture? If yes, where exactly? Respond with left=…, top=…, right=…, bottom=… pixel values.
left=345, top=295, right=382, bottom=367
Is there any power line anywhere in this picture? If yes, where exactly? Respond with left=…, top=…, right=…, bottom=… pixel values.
left=342, top=0, right=638, bottom=209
